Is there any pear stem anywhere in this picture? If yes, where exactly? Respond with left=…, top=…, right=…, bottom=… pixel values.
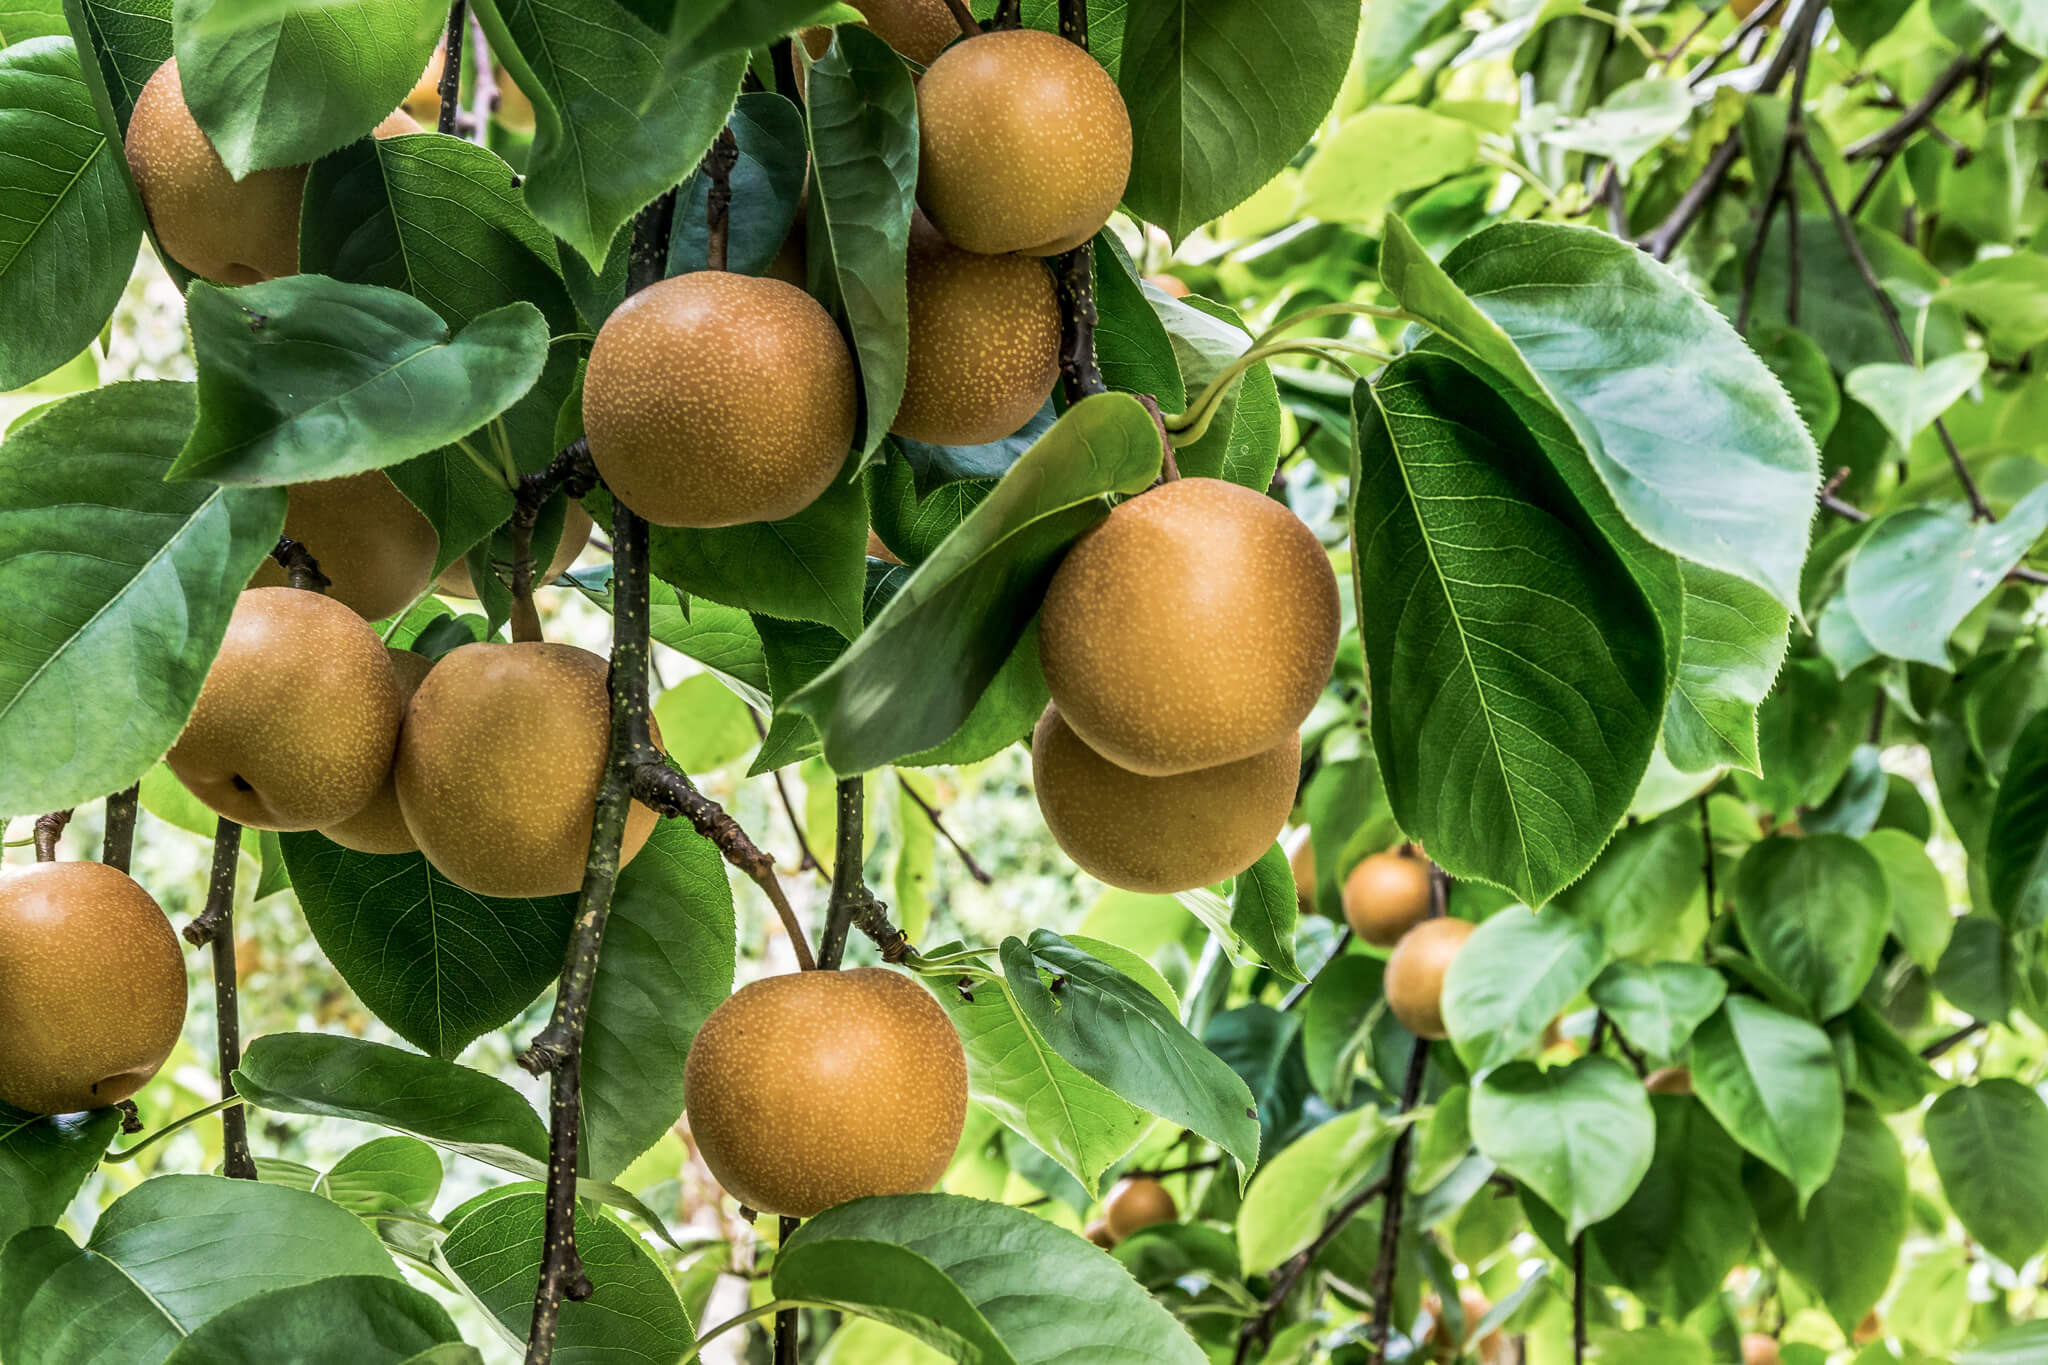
left=185, top=817, right=256, bottom=1180
left=703, top=126, right=740, bottom=273
left=31, top=809, right=70, bottom=861
left=941, top=0, right=982, bottom=39
left=506, top=500, right=545, bottom=644
left=270, top=536, right=331, bottom=593
left=435, top=0, right=465, bottom=138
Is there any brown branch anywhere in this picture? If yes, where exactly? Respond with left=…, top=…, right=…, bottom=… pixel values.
left=989, top=0, right=1021, bottom=28
left=1232, top=1173, right=1395, bottom=1364
left=941, top=0, right=982, bottom=39
left=186, top=818, right=255, bottom=1180
left=1736, top=20, right=1815, bottom=334
left=1683, top=0, right=1786, bottom=88
left=270, top=536, right=330, bottom=593
left=102, top=784, right=138, bottom=872
left=1846, top=36, right=2000, bottom=215
left=436, top=0, right=466, bottom=138
left=1054, top=244, right=1106, bottom=400
left=507, top=502, right=545, bottom=644
left=817, top=776, right=907, bottom=970
left=1572, top=1233, right=1588, bottom=1365
left=703, top=127, right=740, bottom=273
left=1366, top=1038, right=1432, bottom=1365
left=774, top=1215, right=802, bottom=1364
left=752, top=711, right=821, bottom=877
left=896, top=772, right=991, bottom=885
left=1056, top=0, right=1088, bottom=45
left=32, top=810, right=71, bottom=861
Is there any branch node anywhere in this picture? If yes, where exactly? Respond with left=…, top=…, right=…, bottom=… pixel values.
left=32, top=809, right=71, bottom=861
left=271, top=537, right=331, bottom=594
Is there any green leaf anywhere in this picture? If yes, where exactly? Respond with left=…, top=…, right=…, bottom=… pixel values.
left=652, top=672, right=756, bottom=772
left=1350, top=354, right=1666, bottom=906
left=1925, top=1080, right=2048, bottom=1269
left=580, top=820, right=736, bottom=1181
left=1733, top=834, right=1890, bottom=1021
left=1734, top=657, right=1876, bottom=818
left=1555, top=819, right=1703, bottom=961
left=1229, top=843, right=1303, bottom=982
left=1663, top=564, right=1790, bottom=775
left=1973, top=0, right=2048, bottom=56
left=279, top=831, right=575, bottom=1057
left=1936, top=253, right=2048, bottom=353
left=0, top=1174, right=401, bottom=1365
left=1355, top=0, right=1459, bottom=101
left=318, top=1136, right=442, bottom=1216
left=1237, top=1103, right=1401, bottom=1275
left=1965, top=1324, right=2048, bottom=1365
left=778, top=1194, right=1207, bottom=1365
left=472, top=0, right=741, bottom=268
left=0, top=37, right=141, bottom=390
left=1000, top=930, right=1261, bottom=1184
left=1689, top=996, right=1843, bottom=1209
left=1844, top=353, right=1987, bottom=454
left=1300, top=954, right=1382, bottom=1102
left=160, top=1277, right=461, bottom=1365
left=61, top=0, right=169, bottom=130
left=1589, top=962, right=1725, bottom=1062
left=1589, top=1095, right=1752, bottom=1320
left=1736, top=217, right=1963, bottom=374
left=171, top=0, right=440, bottom=174
left=442, top=1191, right=695, bottom=1359
left=804, top=24, right=917, bottom=455
left=1093, top=233, right=1184, bottom=407
left=660, top=0, right=845, bottom=84
left=1442, top=906, right=1607, bottom=1074
left=1299, top=106, right=1478, bottom=222
left=172, top=277, right=548, bottom=486
left=0, top=1106, right=119, bottom=1250
left=1989, top=710, right=2048, bottom=931
left=934, top=969, right=1151, bottom=1198
left=1861, top=831, right=1948, bottom=976
left=1381, top=216, right=1818, bottom=609
left=0, top=0, right=69, bottom=45
left=1469, top=1056, right=1654, bottom=1239
left=1153, top=292, right=1279, bottom=489
left=791, top=392, right=1162, bottom=772
left=1539, top=76, right=1693, bottom=174
left=1118, top=0, right=1360, bottom=241
left=1842, top=485, right=2048, bottom=668
left=1747, top=1101, right=1907, bottom=1334
left=668, top=91, right=806, bottom=278
left=0, top=382, right=286, bottom=817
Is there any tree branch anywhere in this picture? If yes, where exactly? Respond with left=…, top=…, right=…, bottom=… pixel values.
left=1232, top=1173, right=1394, bottom=1363
left=270, top=536, right=330, bottom=593
left=940, top=0, right=982, bottom=39
left=1682, top=0, right=1786, bottom=88
left=1054, top=245, right=1106, bottom=401
left=703, top=127, right=740, bottom=273
left=990, top=0, right=1021, bottom=28
left=185, top=817, right=255, bottom=1180
left=1367, top=1038, right=1431, bottom=1365
left=1846, top=35, right=2000, bottom=215
left=102, top=784, right=139, bottom=873
left=817, top=777, right=900, bottom=971
left=32, top=809, right=71, bottom=861
left=1736, top=19, right=1815, bottom=334
left=752, top=712, right=821, bottom=877
left=896, top=774, right=992, bottom=885
left=1572, top=1233, right=1588, bottom=1365
left=436, top=0, right=466, bottom=138
left=1922, top=1019, right=1987, bottom=1059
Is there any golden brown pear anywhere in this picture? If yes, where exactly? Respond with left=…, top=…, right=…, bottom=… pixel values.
left=1103, top=1176, right=1177, bottom=1240
left=250, top=470, right=438, bottom=620
left=1644, top=1065, right=1693, bottom=1095
left=0, top=862, right=186, bottom=1115
left=1384, top=917, right=1475, bottom=1040
left=866, top=528, right=902, bottom=564
left=804, top=0, right=958, bottom=66
left=1084, top=1216, right=1117, bottom=1248
left=393, top=643, right=657, bottom=896
left=1039, top=477, right=1340, bottom=776
left=1288, top=834, right=1316, bottom=914
left=168, top=587, right=404, bottom=830
left=1741, top=1334, right=1781, bottom=1365
left=494, top=68, right=537, bottom=135
left=374, top=109, right=424, bottom=137
left=402, top=46, right=445, bottom=123
left=1032, top=706, right=1296, bottom=893
left=319, top=649, right=434, bottom=855
left=435, top=501, right=594, bottom=599
left=126, top=59, right=419, bottom=283
left=916, top=29, right=1131, bottom=256
left=1341, top=849, right=1435, bottom=948
left=891, top=216, right=1060, bottom=446
left=1424, top=1291, right=1506, bottom=1364
left=582, top=272, right=856, bottom=527
left=684, top=968, right=967, bottom=1217
left=1145, top=274, right=1191, bottom=297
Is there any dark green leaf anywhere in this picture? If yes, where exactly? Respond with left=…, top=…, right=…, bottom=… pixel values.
left=1300, top=954, right=1382, bottom=1102
left=1843, top=487, right=2048, bottom=668
left=1469, top=1056, right=1654, bottom=1238
left=1442, top=905, right=1607, bottom=1073
left=1590, top=1095, right=1752, bottom=1320
left=1589, top=962, right=1725, bottom=1061
left=61, top=0, right=168, bottom=130
left=668, top=91, right=806, bottom=277
left=1987, top=710, right=2048, bottom=930
left=1734, top=834, right=1891, bottom=1021
left=1803, top=745, right=1887, bottom=838
left=1690, top=996, right=1842, bottom=1208
left=160, top=1276, right=461, bottom=1365
left=0, top=1106, right=119, bottom=1250
left=1093, top=232, right=1184, bottom=406
left=890, top=407, right=1055, bottom=498
left=1925, top=1080, right=2048, bottom=1269
left=1934, top=916, right=2017, bottom=1022
left=0, top=382, right=285, bottom=816
left=1734, top=658, right=1877, bottom=819
left=661, top=0, right=844, bottom=83
left=1748, top=1102, right=1907, bottom=1333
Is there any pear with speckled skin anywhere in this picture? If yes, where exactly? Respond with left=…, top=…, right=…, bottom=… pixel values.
left=1103, top=1176, right=1178, bottom=1240
left=1342, top=849, right=1434, bottom=948
left=250, top=470, right=438, bottom=620
left=916, top=28, right=1131, bottom=256
left=582, top=272, right=857, bottom=528
left=125, top=58, right=419, bottom=284
left=1384, top=916, right=1474, bottom=1041
left=319, top=649, right=434, bottom=855
left=685, top=968, right=967, bottom=1217
left=168, top=587, right=404, bottom=831
left=891, top=215, right=1060, bottom=446
left=1032, top=705, right=1296, bottom=893
left=802, top=0, right=959, bottom=66
left=393, top=642, right=658, bottom=897
left=0, top=862, right=186, bottom=1115
left=436, top=501, right=594, bottom=598
left=1038, top=477, right=1340, bottom=777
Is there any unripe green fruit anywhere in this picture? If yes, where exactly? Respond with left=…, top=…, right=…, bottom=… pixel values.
left=168, top=587, right=404, bottom=831
left=582, top=272, right=857, bottom=528
left=1032, top=705, right=1296, bottom=893
left=916, top=29, right=1132, bottom=256
left=1038, top=477, right=1340, bottom=776
left=250, top=470, right=439, bottom=621
left=0, top=862, right=186, bottom=1115
left=393, top=642, right=659, bottom=898
left=685, top=968, right=967, bottom=1217
left=1341, top=850, right=1434, bottom=948
left=1384, top=917, right=1474, bottom=1041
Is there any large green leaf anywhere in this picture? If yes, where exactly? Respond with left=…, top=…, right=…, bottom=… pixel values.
left=0, top=37, right=141, bottom=390
left=660, top=0, right=843, bottom=83
left=1663, top=564, right=1790, bottom=775
left=1, top=0, right=69, bottom=45
left=160, top=1277, right=462, bottom=1365
left=171, top=276, right=548, bottom=486
left=1689, top=996, right=1842, bottom=1209
left=1843, top=486, right=2048, bottom=668
left=580, top=820, right=735, bottom=1181
left=61, top=0, right=167, bottom=128
left=935, top=969, right=1151, bottom=1198
left=1298, top=106, right=1478, bottom=222
left=442, top=1191, right=694, bottom=1360
left=791, top=392, right=1162, bottom=772
left=0, top=1175, right=400, bottom=1365
left=1589, top=962, right=1724, bottom=1062
left=1555, top=819, right=1703, bottom=961
left=778, top=1195, right=1207, bottom=1365
left=1000, top=930, right=1261, bottom=1182
left=1380, top=217, right=1818, bottom=609
left=170, top=0, right=439, bottom=175
left=1469, top=1056, right=1654, bottom=1239
left=0, top=382, right=285, bottom=817
left=1733, top=834, right=1891, bottom=1021
left=1236, top=1104, right=1401, bottom=1275
left=318, top=1136, right=443, bottom=1216
left=1988, top=710, right=2048, bottom=932
left=0, top=1106, right=119, bottom=1251
left=279, top=831, right=576, bottom=1057
left=1863, top=827, right=1952, bottom=972
left=1355, top=0, right=1460, bottom=101
left=1747, top=1102, right=1907, bottom=1333
left=472, top=0, right=741, bottom=268
left=1117, top=0, right=1360, bottom=241
left=1442, top=906, right=1607, bottom=1073
left=804, top=23, right=916, bottom=456
left=1093, top=233, right=1184, bottom=407
left=1589, top=1095, right=1752, bottom=1320
left=1972, top=0, right=2048, bottom=58
left=1925, top=1080, right=2048, bottom=1270
left=1350, top=354, right=1666, bottom=906
left=1228, top=842, right=1302, bottom=982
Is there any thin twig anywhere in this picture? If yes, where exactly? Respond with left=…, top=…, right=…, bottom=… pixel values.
left=1367, top=1039, right=1432, bottom=1365
left=1923, top=1019, right=1988, bottom=1059
left=270, top=536, right=330, bottom=593
left=896, top=774, right=992, bottom=885
left=1683, top=0, right=1784, bottom=88
left=817, top=778, right=879, bottom=971
left=32, top=810, right=71, bottom=861
left=703, top=127, right=740, bottom=273
left=507, top=504, right=544, bottom=644
left=1572, top=1234, right=1588, bottom=1365
left=1846, top=36, right=2000, bottom=215
left=436, top=0, right=466, bottom=138
left=940, top=0, right=981, bottom=38
left=187, top=818, right=255, bottom=1180
left=1233, top=1173, right=1395, bottom=1363
left=1736, top=21, right=1814, bottom=333
left=774, top=1215, right=801, bottom=1365
left=102, top=784, right=138, bottom=872
left=752, top=712, right=821, bottom=876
